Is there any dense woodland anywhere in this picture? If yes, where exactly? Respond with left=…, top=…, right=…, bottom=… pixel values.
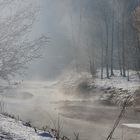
left=71, top=0, right=140, bottom=80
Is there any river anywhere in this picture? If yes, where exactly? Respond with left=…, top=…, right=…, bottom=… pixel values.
left=1, top=80, right=140, bottom=140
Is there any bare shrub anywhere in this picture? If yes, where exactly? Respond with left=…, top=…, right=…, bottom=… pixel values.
left=0, top=99, right=5, bottom=114
left=77, top=80, right=93, bottom=93
left=73, top=132, right=80, bottom=140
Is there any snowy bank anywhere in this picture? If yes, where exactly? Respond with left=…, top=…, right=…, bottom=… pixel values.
left=95, top=70, right=140, bottom=92
left=94, top=70, right=140, bottom=105
left=59, top=69, right=140, bottom=105
left=0, top=114, right=55, bottom=140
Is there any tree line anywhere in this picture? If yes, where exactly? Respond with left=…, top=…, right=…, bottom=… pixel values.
left=98, top=0, right=140, bottom=79
left=72, top=0, right=140, bottom=80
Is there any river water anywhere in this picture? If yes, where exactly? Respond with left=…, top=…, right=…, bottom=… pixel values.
left=1, top=80, right=140, bottom=140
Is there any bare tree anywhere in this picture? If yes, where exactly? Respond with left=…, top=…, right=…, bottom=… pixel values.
left=114, top=0, right=139, bottom=78
left=132, top=5, right=140, bottom=75
left=101, top=44, right=104, bottom=79
left=98, top=0, right=112, bottom=79
left=117, top=23, right=123, bottom=76
left=87, top=47, right=94, bottom=78
left=133, top=6, right=140, bottom=41
left=0, top=0, right=48, bottom=81
left=115, top=0, right=123, bottom=76
left=122, top=10, right=126, bottom=77
left=110, top=0, right=115, bottom=76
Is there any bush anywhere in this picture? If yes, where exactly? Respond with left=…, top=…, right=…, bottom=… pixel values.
left=77, top=80, right=93, bottom=93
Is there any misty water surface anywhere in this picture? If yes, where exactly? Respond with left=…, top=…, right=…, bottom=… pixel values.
left=0, top=80, right=138, bottom=140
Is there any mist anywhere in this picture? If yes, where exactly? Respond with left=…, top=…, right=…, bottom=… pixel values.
left=25, top=0, right=101, bottom=80
left=0, top=0, right=140, bottom=140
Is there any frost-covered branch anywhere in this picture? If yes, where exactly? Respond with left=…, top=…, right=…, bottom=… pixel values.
left=0, top=0, right=48, bottom=81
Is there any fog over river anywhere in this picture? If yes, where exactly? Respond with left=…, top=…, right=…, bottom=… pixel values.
left=0, top=80, right=139, bottom=140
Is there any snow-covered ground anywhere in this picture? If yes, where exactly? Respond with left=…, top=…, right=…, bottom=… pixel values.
left=122, top=123, right=140, bottom=129
left=59, top=69, right=140, bottom=105
left=0, top=114, right=55, bottom=140
left=59, top=69, right=140, bottom=91
left=95, top=70, right=140, bottom=92
left=60, top=69, right=140, bottom=91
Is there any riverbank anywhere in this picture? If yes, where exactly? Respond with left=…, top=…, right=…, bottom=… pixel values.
left=59, top=69, right=140, bottom=106
left=0, top=113, right=54, bottom=140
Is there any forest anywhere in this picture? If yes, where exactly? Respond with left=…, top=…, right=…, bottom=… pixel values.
left=69, top=0, right=140, bottom=80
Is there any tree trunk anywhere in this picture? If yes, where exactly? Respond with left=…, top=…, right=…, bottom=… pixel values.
left=105, top=22, right=110, bottom=79
left=122, top=16, right=126, bottom=77
left=127, top=69, right=130, bottom=81
left=101, top=46, right=104, bottom=79
left=111, top=11, right=114, bottom=76
left=117, top=25, right=122, bottom=76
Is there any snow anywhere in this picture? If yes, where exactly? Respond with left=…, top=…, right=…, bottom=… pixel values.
left=0, top=114, right=55, bottom=140
left=94, top=70, right=140, bottom=105
left=59, top=69, right=140, bottom=105
left=122, top=123, right=140, bottom=129
left=59, top=69, right=140, bottom=92
left=95, top=70, right=140, bottom=92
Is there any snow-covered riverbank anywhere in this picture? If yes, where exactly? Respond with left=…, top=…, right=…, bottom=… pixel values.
left=95, top=70, right=140, bottom=92
left=0, top=114, right=55, bottom=140
left=59, top=69, right=140, bottom=105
